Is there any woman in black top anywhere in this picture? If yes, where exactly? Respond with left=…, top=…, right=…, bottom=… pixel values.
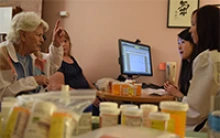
left=57, top=30, right=95, bottom=89
left=58, top=56, right=90, bottom=89
left=164, top=28, right=197, bottom=98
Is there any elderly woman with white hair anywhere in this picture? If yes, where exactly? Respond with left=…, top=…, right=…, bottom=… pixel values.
left=0, top=12, right=64, bottom=98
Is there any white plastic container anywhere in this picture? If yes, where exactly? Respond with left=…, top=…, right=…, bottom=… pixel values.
left=75, top=112, right=92, bottom=135
left=100, top=102, right=118, bottom=110
left=148, top=112, right=170, bottom=131
left=120, top=104, right=138, bottom=125
left=140, top=104, right=158, bottom=127
left=120, top=104, right=138, bottom=111
left=99, top=108, right=120, bottom=127
left=24, top=101, right=57, bottom=138
left=122, top=108, right=143, bottom=127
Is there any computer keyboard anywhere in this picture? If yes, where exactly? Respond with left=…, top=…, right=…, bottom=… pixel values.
left=142, top=83, right=164, bottom=89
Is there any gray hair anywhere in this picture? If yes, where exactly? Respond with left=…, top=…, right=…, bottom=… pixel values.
left=6, top=12, right=49, bottom=44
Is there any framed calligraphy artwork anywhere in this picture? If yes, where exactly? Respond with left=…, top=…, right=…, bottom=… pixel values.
left=167, top=0, right=199, bottom=28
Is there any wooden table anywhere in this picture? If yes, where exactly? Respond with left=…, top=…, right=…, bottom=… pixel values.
left=97, top=91, right=175, bottom=104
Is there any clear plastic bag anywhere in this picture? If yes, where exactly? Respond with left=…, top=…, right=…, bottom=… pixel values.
left=4, top=89, right=96, bottom=138
left=74, top=126, right=179, bottom=138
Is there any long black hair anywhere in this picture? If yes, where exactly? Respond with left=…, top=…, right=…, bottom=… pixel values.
left=178, top=28, right=197, bottom=96
left=196, top=5, right=220, bottom=52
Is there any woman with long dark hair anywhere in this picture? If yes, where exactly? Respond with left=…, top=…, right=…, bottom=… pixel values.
left=183, top=5, right=220, bottom=130
left=164, top=28, right=197, bottom=99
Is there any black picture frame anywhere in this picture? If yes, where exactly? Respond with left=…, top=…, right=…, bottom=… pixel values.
left=215, top=4, right=220, bottom=8
left=167, top=0, right=199, bottom=28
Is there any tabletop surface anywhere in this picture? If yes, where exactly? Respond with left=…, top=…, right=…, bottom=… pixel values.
left=97, top=91, right=175, bottom=103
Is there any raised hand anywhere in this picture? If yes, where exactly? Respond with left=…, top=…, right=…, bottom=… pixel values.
left=52, top=19, right=65, bottom=47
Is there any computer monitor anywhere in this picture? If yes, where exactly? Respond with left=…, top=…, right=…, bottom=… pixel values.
left=118, top=39, right=153, bottom=79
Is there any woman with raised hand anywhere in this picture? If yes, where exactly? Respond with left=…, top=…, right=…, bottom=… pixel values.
left=0, top=12, right=64, bottom=98
left=47, top=30, right=95, bottom=90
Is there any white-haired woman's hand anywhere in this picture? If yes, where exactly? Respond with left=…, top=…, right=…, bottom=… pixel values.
left=34, top=75, right=49, bottom=87
left=52, top=19, right=65, bottom=47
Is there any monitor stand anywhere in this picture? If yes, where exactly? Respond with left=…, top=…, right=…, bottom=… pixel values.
left=125, top=75, right=136, bottom=84
left=127, top=75, right=133, bottom=80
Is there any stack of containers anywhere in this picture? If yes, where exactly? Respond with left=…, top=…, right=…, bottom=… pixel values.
left=111, top=82, right=142, bottom=96
left=140, top=104, right=158, bottom=127
left=99, top=102, right=120, bottom=127
left=3, top=85, right=96, bottom=138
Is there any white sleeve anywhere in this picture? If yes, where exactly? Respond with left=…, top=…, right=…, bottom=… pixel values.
left=0, top=75, right=38, bottom=98
left=42, top=44, right=63, bottom=76
left=185, top=53, right=219, bottom=126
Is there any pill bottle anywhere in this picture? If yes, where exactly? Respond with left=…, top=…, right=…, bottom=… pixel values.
left=121, top=82, right=130, bottom=96
left=120, top=104, right=138, bottom=125
left=3, top=106, right=30, bottom=138
left=74, top=106, right=92, bottom=135
left=99, top=108, right=120, bottom=127
left=140, top=104, right=158, bottom=127
left=122, top=108, right=143, bottom=127
left=49, top=111, right=79, bottom=138
left=1, top=97, right=18, bottom=133
left=134, top=83, right=142, bottom=96
left=62, top=85, right=70, bottom=104
left=112, top=82, right=121, bottom=95
left=160, top=101, right=188, bottom=138
left=24, top=101, right=57, bottom=138
left=100, top=102, right=118, bottom=110
left=108, top=81, right=112, bottom=93
left=148, top=112, right=170, bottom=131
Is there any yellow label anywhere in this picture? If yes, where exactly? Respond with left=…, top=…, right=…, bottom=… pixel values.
left=121, top=114, right=125, bottom=125
left=128, top=87, right=134, bottom=96
left=162, top=109, right=186, bottom=138
left=151, top=120, right=166, bottom=130
left=48, top=112, right=73, bottom=138
left=0, top=113, right=2, bottom=138
left=167, top=118, right=175, bottom=132
left=3, top=107, right=30, bottom=138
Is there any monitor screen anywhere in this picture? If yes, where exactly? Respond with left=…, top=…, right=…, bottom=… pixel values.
left=119, top=39, right=153, bottom=77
